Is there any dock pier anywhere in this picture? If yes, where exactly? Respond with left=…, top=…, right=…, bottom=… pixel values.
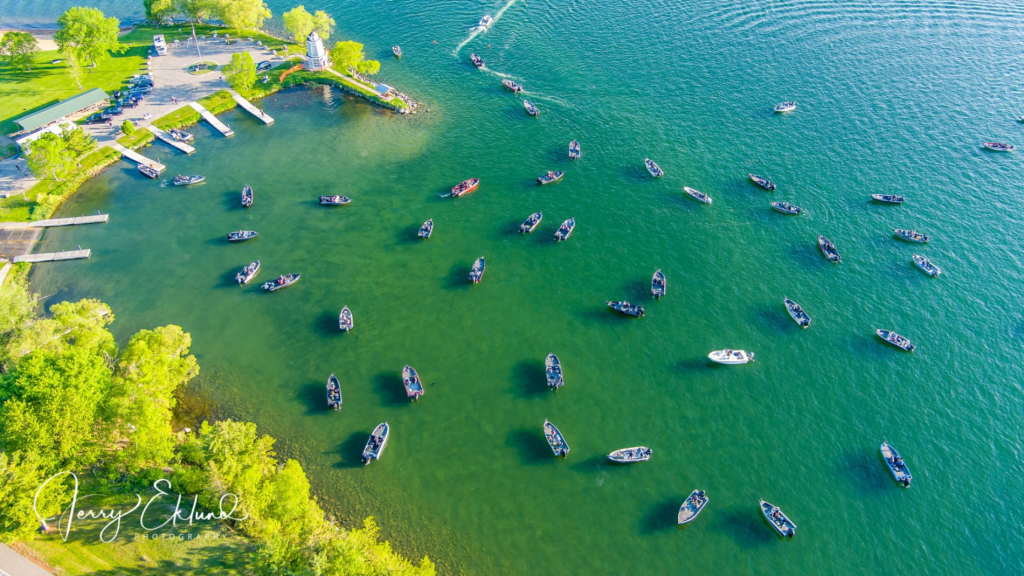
left=189, top=102, right=234, bottom=137
left=0, top=214, right=108, bottom=230
left=146, top=126, right=196, bottom=154
left=109, top=143, right=166, bottom=174
left=228, top=89, right=274, bottom=125
left=14, top=248, right=91, bottom=263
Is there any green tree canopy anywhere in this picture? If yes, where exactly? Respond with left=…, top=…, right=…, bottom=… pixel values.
left=121, top=119, right=135, bottom=135
left=0, top=31, right=39, bottom=72
left=62, top=126, right=97, bottom=163
left=54, top=7, right=125, bottom=67
left=24, top=133, right=74, bottom=182
left=0, top=450, right=69, bottom=543
left=281, top=6, right=314, bottom=44
left=330, top=40, right=381, bottom=75
left=217, top=0, right=272, bottom=30
left=225, top=51, right=257, bottom=93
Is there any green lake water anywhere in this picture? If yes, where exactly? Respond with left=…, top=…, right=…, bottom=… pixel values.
left=24, top=0, right=1024, bottom=573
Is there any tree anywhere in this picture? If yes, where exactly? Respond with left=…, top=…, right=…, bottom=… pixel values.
left=225, top=51, right=257, bottom=93
left=330, top=40, right=380, bottom=75
left=179, top=0, right=219, bottom=23
left=24, top=133, right=74, bottom=182
left=63, top=50, right=84, bottom=90
left=62, top=126, right=96, bottom=164
left=312, top=10, right=335, bottom=41
left=54, top=7, right=125, bottom=68
left=0, top=278, right=36, bottom=368
left=355, top=59, right=380, bottom=76
left=121, top=119, right=135, bottom=136
left=217, top=0, right=272, bottom=31
left=144, top=0, right=178, bottom=22
left=0, top=32, right=39, bottom=72
left=281, top=6, right=314, bottom=44
left=4, top=298, right=115, bottom=367
left=0, top=451, right=69, bottom=543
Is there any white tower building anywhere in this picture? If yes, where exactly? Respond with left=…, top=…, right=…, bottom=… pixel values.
left=304, top=31, right=330, bottom=71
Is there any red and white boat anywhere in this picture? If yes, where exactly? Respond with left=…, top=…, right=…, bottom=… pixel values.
left=451, top=178, right=480, bottom=198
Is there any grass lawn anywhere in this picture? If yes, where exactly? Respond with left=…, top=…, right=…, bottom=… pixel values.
left=117, top=128, right=155, bottom=149
left=121, top=24, right=295, bottom=54
left=0, top=146, right=121, bottom=222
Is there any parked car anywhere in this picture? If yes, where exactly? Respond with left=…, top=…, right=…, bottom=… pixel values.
left=84, top=113, right=105, bottom=124
left=256, top=60, right=272, bottom=73
left=106, top=106, right=124, bottom=116
left=130, top=86, right=153, bottom=95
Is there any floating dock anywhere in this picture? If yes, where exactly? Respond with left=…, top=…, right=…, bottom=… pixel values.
left=146, top=126, right=196, bottom=154
left=109, top=142, right=166, bottom=173
left=189, top=101, right=234, bottom=137
left=228, top=89, right=274, bottom=125
left=14, top=249, right=91, bottom=263
left=0, top=214, right=108, bottom=230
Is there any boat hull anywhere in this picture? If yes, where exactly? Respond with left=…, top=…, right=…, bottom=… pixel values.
left=678, top=490, right=708, bottom=525
left=760, top=500, right=796, bottom=537
left=708, top=350, right=754, bottom=364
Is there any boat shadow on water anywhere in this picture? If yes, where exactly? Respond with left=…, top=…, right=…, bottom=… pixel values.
left=313, top=311, right=344, bottom=336
left=620, top=279, right=650, bottom=302
left=505, top=428, right=557, bottom=465
left=397, top=224, right=424, bottom=245
left=510, top=360, right=548, bottom=398
left=752, top=305, right=799, bottom=335
left=297, top=381, right=329, bottom=416
left=640, top=497, right=686, bottom=535
left=621, top=165, right=653, bottom=182
left=336, top=431, right=373, bottom=468
left=443, top=262, right=474, bottom=290
left=373, top=372, right=411, bottom=407
left=569, top=455, right=609, bottom=474
left=839, top=450, right=891, bottom=494
left=710, top=508, right=777, bottom=547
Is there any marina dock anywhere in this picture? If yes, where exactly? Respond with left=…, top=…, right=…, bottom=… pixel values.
left=14, top=248, right=91, bottom=263
left=146, top=126, right=196, bottom=154
left=228, top=89, right=274, bottom=125
left=109, top=143, right=166, bottom=173
left=189, top=101, right=235, bottom=137
left=0, top=214, right=108, bottom=229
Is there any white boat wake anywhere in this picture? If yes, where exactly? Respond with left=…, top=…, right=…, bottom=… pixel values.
left=453, top=0, right=519, bottom=55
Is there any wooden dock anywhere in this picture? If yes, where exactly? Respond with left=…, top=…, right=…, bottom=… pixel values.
left=189, top=101, right=234, bottom=137
left=0, top=214, right=108, bottom=230
left=146, top=126, right=196, bottom=154
left=14, top=248, right=91, bottom=263
left=109, top=143, right=166, bottom=173
left=228, top=89, right=274, bottom=125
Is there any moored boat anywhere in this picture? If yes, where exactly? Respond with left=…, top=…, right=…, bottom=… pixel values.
left=894, top=228, right=928, bottom=243
left=749, top=173, right=776, bottom=191
left=875, top=329, right=915, bottom=352
left=545, top=353, right=563, bottom=390
left=138, top=164, right=159, bottom=179
left=168, top=128, right=193, bottom=142
left=982, top=142, right=1014, bottom=152
left=326, top=373, right=342, bottom=411
left=543, top=419, right=569, bottom=457
left=569, top=139, right=581, bottom=159
left=501, top=79, right=523, bottom=92
left=606, top=301, right=644, bottom=317
left=607, top=446, right=652, bottom=463
left=771, top=201, right=801, bottom=215
left=173, top=174, right=205, bottom=186
left=241, top=185, right=253, bottom=207
left=523, top=100, right=539, bottom=116
left=478, top=14, right=493, bottom=29
left=392, top=45, right=402, bottom=57
left=913, top=254, right=941, bottom=277
left=469, top=256, right=485, bottom=284
left=644, top=158, right=663, bottom=178
left=362, top=422, right=389, bottom=465
left=760, top=500, right=796, bottom=537
left=818, top=235, right=841, bottom=263
left=418, top=219, right=433, bottom=238
left=708, top=349, right=754, bottom=364
left=871, top=194, right=904, bottom=204
left=262, top=273, right=300, bottom=292
left=880, top=441, right=912, bottom=487
left=470, top=53, right=485, bottom=69
left=319, top=195, right=351, bottom=205
left=774, top=101, right=797, bottom=113
left=339, top=306, right=353, bottom=331
left=402, top=365, right=424, bottom=401
left=651, top=269, right=666, bottom=298
left=520, top=211, right=542, bottom=233
left=235, top=259, right=260, bottom=284
left=554, top=218, right=575, bottom=241
left=683, top=186, right=712, bottom=204
left=678, top=490, right=709, bottom=525
left=783, top=297, right=810, bottom=328
left=537, top=170, right=564, bottom=185
left=227, top=230, right=258, bottom=242
left=451, top=178, right=480, bottom=197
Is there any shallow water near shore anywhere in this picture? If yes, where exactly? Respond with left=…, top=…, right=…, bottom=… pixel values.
left=25, top=0, right=1024, bottom=573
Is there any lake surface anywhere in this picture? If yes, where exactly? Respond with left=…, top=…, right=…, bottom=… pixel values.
left=25, top=0, right=1024, bottom=573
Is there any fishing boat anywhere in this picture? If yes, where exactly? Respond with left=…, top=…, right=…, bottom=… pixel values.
left=683, top=186, right=712, bottom=204
left=818, top=235, right=841, bottom=263
left=262, top=273, right=300, bottom=292
left=478, top=14, right=493, bottom=29
left=339, top=306, right=353, bottom=332
left=537, top=170, right=564, bottom=185
left=708, top=349, right=754, bottom=364
left=569, top=139, right=581, bottom=159
left=651, top=269, right=666, bottom=298
left=677, top=490, right=709, bottom=525
left=235, top=260, right=260, bottom=284
left=168, top=128, right=193, bottom=142
left=554, top=218, right=575, bottom=241
left=523, top=100, right=539, bottom=116
left=783, top=297, right=810, bottom=328
left=880, top=441, right=913, bottom=487
left=543, top=419, right=569, bottom=457
left=319, top=195, right=351, bottom=205
left=326, top=373, right=342, bottom=411
left=241, top=185, right=253, bottom=207
left=173, top=174, right=205, bottom=186
left=771, top=201, right=801, bottom=215
left=402, top=365, right=424, bottom=401
left=227, top=230, right=258, bottom=242
left=871, top=194, right=904, bottom=204
left=894, top=229, right=928, bottom=243
left=760, top=500, right=796, bottom=537
left=749, top=173, right=776, bottom=191
left=362, top=422, right=389, bottom=465
left=644, top=158, right=663, bottom=178
left=607, top=446, right=652, bottom=463
left=392, top=45, right=401, bottom=58
left=606, top=301, right=644, bottom=317
left=418, top=219, right=433, bottom=238
left=774, top=101, right=797, bottom=113
left=138, top=164, right=159, bottom=179
left=470, top=53, right=485, bottom=69
left=545, top=353, right=563, bottom=390
left=469, top=256, right=485, bottom=284
left=520, top=211, right=542, bottom=233
left=501, top=79, right=523, bottom=92
left=876, top=329, right=915, bottom=352
left=913, top=254, right=941, bottom=277
left=982, top=142, right=1014, bottom=152
left=451, top=178, right=480, bottom=197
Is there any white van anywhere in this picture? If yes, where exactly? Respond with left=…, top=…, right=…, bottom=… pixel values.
left=153, top=34, right=167, bottom=56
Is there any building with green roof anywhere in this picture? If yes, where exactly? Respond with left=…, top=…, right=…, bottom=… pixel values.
left=13, top=88, right=109, bottom=133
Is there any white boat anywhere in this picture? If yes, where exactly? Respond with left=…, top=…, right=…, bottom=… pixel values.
left=774, top=101, right=796, bottom=113
left=607, top=446, right=652, bottom=463
left=818, top=235, right=841, bottom=263
left=880, top=441, right=912, bottom=487
left=771, top=201, right=801, bottom=215
left=402, top=365, right=424, bottom=401
left=520, top=211, right=542, bottom=233
left=339, top=306, right=353, bottom=331
left=554, top=218, right=575, bottom=241
left=241, top=185, right=253, bottom=207
left=871, top=194, right=904, bottom=204
left=326, top=374, right=342, bottom=411
left=543, top=419, right=569, bottom=457
left=708, top=349, right=754, bottom=364
left=683, top=186, right=712, bottom=204
left=227, top=230, right=258, bottom=242
left=651, top=269, right=666, bottom=298
left=478, top=15, right=493, bottom=29
left=876, top=329, right=915, bottom=352
left=982, top=142, right=1014, bottom=152
left=913, top=254, right=941, bottom=277
left=362, top=422, right=389, bottom=465
left=392, top=45, right=402, bottom=58
left=262, top=273, right=300, bottom=292
left=760, top=500, right=796, bottom=537
left=569, top=140, right=581, bottom=159
left=894, top=229, right=928, bottom=243
left=749, top=173, right=776, bottom=191
left=644, top=158, right=663, bottom=178
left=545, top=353, right=563, bottom=390
left=783, top=297, right=810, bottom=328
left=469, top=256, right=485, bottom=284
left=172, top=174, right=205, bottom=186
left=235, top=260, right=260, bottom=284
left=523, top=100, right=539, bottom=116
left=418, top=219, right=433, bottom=238
left=677, top=490, right=709, bottom=525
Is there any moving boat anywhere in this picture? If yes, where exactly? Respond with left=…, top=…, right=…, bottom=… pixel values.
left=913, top=254, right=941, bottom=277
left=392, top=45, right=402, bottom=58
left=339, top=306, right=353, bottom=332
left=451, top=178, right=480, bottom=198
left=894, top=228, right=928, bottom=243
left=569, top=139, right=581, bottom=159
left=537, top=170, right=564, bottom=185
left=774, top=101, right=797, bottom=113
left=241, top=185, right=253, bottom=208
left=478, top=15, right=493, bottom=29
left=607, top=446, right=652, bottom=463
left=554, top=218, right=575, bottom=241
left=326, top=373, right=342, bottom=411
left=678, top=490, right=709, bottom=525
left=402, top=365, right=424, bottom=401
left=871, top=194, right=904, bottom=204
left=606, top=301, right=644, bottom=317
left=227, top=230, right=258, bottom=242
left=783, top=297, right=810, bottom=328
left=173, top=174, right=205, bottom=186
left=771, top=201, right=801, bottom=215
left=362, top=422, right=389, bottom=465
left=523, top=100, right=539, bottom=116
left=880, top=441, right=913, bottom=487
left=235, top=260, right=260, bottom=284
left=683, top=186, right=712, bottom=204
left=501, top=79, right=523, bottom=92
left=982, top=142, right=1014, bottom=152
left=320, top=195, right=351, bottom=205
left=168, top=128, right=193, bottom=142
left=875, top=329, right=915, bottom=352
left=520, top=211, right=542, bottom=233
left=543, top=419, right=569, bottom=457
left=470, top=53, right=485, bottom=69
left=748, top=173, right=776, bottom=191
left=262, top=273, right=300, bottom=292
left=760, top=500, right=796, bottom=537
left=545, top=353, right=563, bottom=390
left=708, top=349, right=754, bottom=364
left=644, top=158, right=663, bottom=178
left=469, top=256, right=485, bottom=284
left=651, top=269, right=666, bottom=298
left=418, top=219, right=433, bottom=238
left=138, top=164, right=159, bottom=179
left=818, top=235, right=841, bottom=263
